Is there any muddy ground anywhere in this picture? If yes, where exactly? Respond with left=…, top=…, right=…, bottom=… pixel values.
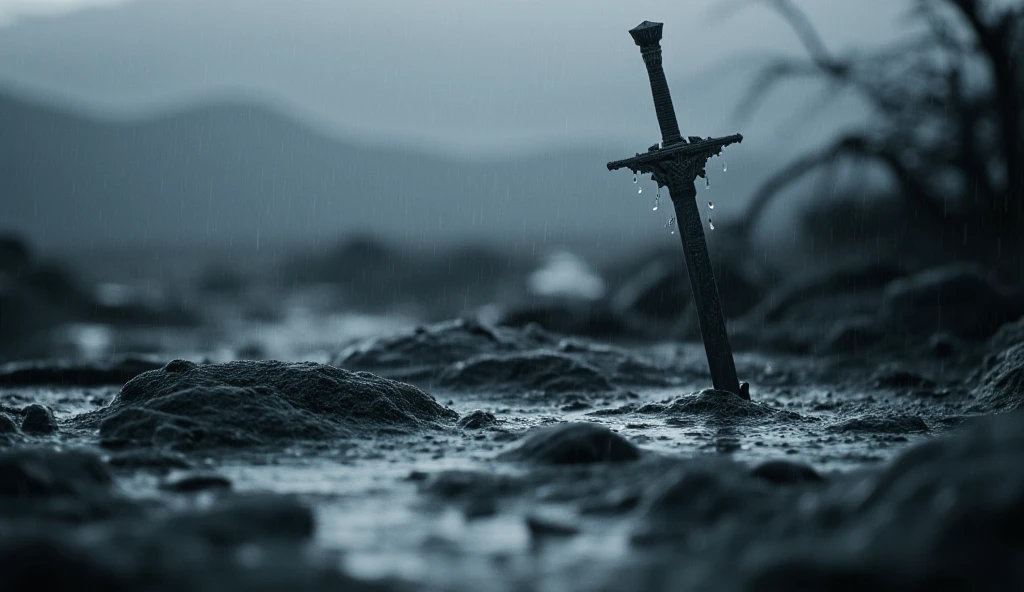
left=1, top=237, right=1023, bottom=591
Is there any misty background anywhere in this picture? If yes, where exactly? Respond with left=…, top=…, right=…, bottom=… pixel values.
left=1, top=0, right=910, bottom=254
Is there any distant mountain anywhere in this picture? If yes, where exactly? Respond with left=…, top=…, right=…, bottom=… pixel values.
left=0, top=91, right=771, bottom=250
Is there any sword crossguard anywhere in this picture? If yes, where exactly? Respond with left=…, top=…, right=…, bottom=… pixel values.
left=606, top=134, right=742, bottom=188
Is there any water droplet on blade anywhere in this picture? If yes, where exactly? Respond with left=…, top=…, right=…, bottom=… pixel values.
left=708, top=201, right=714, bottom=210
left=709, top=217, right=715, bottom=230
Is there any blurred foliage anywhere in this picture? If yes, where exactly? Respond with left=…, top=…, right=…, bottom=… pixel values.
left=730, top=0, right=1022, bottom=277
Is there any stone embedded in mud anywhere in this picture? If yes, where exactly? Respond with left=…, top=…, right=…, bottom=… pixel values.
left=456, top=410, right=498, bottom=430
left=0, top=448, right=112, bottom=499
left=829, top=414, right=929, bottom=434
left=334, top=317, right=555, bottom=381
left=438, top=351, right=613, bottom=394
left=160, top=472, right=233, bottom=493
left=167, top=494, right=314, bottom=546
left=638, top=389, right=799, bottom=424
left=105, top=450, right=192, bottom=472
left=882, top=265, right=1024, bottom=340
left=973, top=342, right=1024, bottom=412
left=0, top=494, right=401, bottom=592
left=20, top=404, right=58, bottom=435
left=633, top=462, right=773, bottom=544
left=747, top=410, right=1024, bottom=589
left=0, top=414, right=17, bottom=434
left=750, top=460, right=824, bottom=486
left=89, top=360, right=457, bottom=450
left=497, top=423, right=640, bottom=464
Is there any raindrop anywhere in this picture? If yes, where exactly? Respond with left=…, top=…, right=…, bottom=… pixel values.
left=653, top=188, right=660, bottom=211
left=709, top=217, right=715, bottom=230
left=723, top=160, right=728, bottom=172
left=638, top=186, right=643, bottom=194
left=665, top=216, right=676, bottom=235
left=706, top=177, right=711, bottom=189
left=633, top=171, right=638, bottom=183
left=708, top=201, right=714, bottom=210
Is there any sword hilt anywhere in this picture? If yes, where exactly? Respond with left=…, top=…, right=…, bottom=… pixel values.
left=629, top=21, right=683, bottom=147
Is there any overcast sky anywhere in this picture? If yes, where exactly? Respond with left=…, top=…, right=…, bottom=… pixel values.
left=0, top=0, right=917, bottom=157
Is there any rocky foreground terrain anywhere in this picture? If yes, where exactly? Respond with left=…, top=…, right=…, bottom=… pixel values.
left=2, top=236, right=1023, bottom=590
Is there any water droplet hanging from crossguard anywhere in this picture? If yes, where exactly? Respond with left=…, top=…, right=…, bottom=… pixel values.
left=605, top=20, right=747, bottom=399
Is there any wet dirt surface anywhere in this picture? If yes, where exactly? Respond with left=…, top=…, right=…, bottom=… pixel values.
left=2, top=246, right=1023, bottom=591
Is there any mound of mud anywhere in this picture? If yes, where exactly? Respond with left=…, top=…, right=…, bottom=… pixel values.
left=0, top=493, right=402, bottom=592
left=637, top=389, right=800, bottom=424
left=621, top=409, right=1024, bottom=590
left=973, top=342, right=1024, bottom=412
left=86, top=360, right=457, bottom=450
left=828, top=414, right=929, bottom=434
left=334, top=318, right=554, bottom=381
left=438, top=351, right=613, bottom=395
left=497, top=423, right=640, bottom=464
left=632, top=461, right=775, bottom=544
left=883, top=265, right=1024, bottom=340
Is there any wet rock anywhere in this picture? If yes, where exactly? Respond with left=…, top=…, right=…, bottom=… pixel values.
left=525, top=513, right=579, bottom=538
left=633, top=461, right=774, bottom=543
left=439, top=351, right=613, bottom=394
left=0, top=356, right=165, bottom=387
left=0, top=448, right=112, bottom=499
left=334, top=318, right=554, bottom=382
left=750, top=460, right=824, bottom=485
left=637, top=389, right=799, bottom=424
left=104, top=450, right=192, bottom=472
left=882, top=265, right=1024, bottom=340
left=746, top=410, right=1024, bottom=590
left=0, top=414, right=17, bottom=434
left=166, top=494, right=314, bottom=545
left=21, top=404, right=57, bottom=435
left=729, top=259, right=907, bottom=353
left=973, top=342, right=1024, bottom=412
left=456, top=410, right=497, bottom=430
left=160, top=472, right=232, bottom=493
left=0, top=502, right=401, bottom=592
left=420, top=470, right=518, bottom=499
left=829, top=414, right=929, bottom=434
left=497, top=423, right=640, bottom=465
left=88, top=360, right=457, bottom=450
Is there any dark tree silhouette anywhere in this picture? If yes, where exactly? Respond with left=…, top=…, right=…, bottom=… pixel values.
left=729, top=0, right=1022, bottom=270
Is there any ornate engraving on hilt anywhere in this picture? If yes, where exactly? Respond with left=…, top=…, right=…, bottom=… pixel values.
left=640, top=46, right=662, bottom=69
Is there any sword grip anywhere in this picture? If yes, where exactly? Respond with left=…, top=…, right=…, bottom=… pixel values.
left=639, top=46, right=683, bottom=146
